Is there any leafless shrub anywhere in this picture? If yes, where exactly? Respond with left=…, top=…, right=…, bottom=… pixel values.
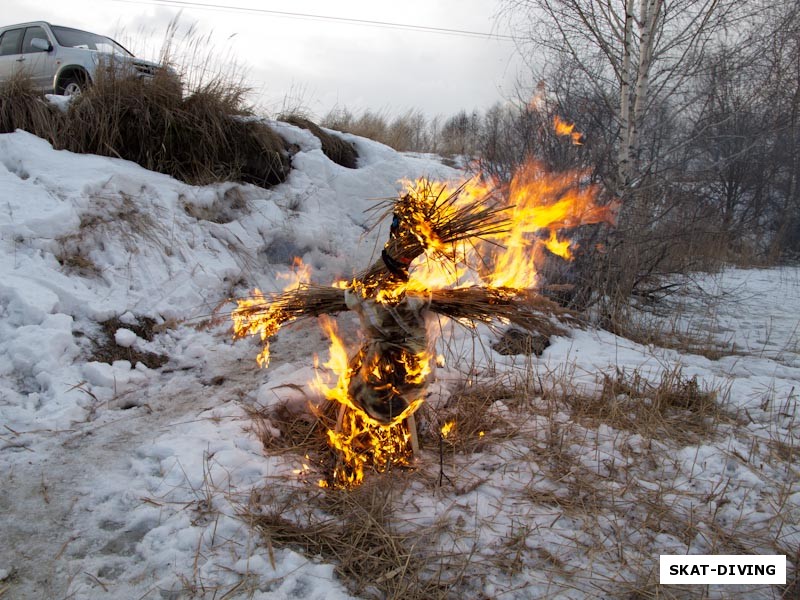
left=322, top=107, right=434, bottom=153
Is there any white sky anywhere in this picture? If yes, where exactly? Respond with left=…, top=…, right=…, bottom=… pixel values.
left=3, top=0, right=526, bottom=118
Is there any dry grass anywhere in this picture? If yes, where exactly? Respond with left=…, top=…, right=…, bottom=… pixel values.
left=243, top=478, right=460, bottom=599
left=245, top=401, right=328, bottom=458
left=581, top=366, right=726, bottom=444
left=417, top=380, right=519, bottom=454
left=0, top=71, right=63, bottom=142
left=609, top=301, right=740, bottom=361
left=0, top=70, right=290, bottom=188
left=241, top=360, right=796, bottom=599
left=280, top=114, right=358, bottom=169
left=62, top=70, right=289, bottom=187
left=182, top=186, right=250, bottom=224
left=90, top=315, right=168, bottom=369
left=54, top=190, right=170, bottom=280
left=322, top=107, right=432, bottom=152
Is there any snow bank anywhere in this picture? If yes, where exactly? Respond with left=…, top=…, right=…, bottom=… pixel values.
left=1, top=125, right=798, bottom=599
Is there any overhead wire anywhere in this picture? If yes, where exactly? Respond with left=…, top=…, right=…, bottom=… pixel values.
left=107, top=0, right=515, bottom=41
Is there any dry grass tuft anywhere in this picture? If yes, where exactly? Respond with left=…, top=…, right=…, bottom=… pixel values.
left=244, top=478, right=457, bottom=599
left=90, top=316, right=168, bottom=369
left=609, top=303, right=739, bottom=361
left=563, top=366, right=725, bottom=444
left=281, top=114, right=358, bottom=169
left=62, top=70, right=289, bottom=186
left=0, top=72, right=63, bottom=142
left=419, top=380, right=518, bottom=454
left=245, top=401, right=328, bottom=457
left=182, top=186, right=250, bottom=224
left=54, top=246, right=102, bottom=278
left=0, top=70, right=290, bottom=188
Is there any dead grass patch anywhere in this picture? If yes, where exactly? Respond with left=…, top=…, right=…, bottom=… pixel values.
left=54, top=247, right=102, bottom=278
left=243, top=478, right=460, bottom=599
left=182, top=186, right=249, bottom=224
left=242, top=368, right=792, bottom=599
left=281, top=115, right=358, bottom=169
left=0, top=72, right=63, bottom=142
left=90, top=316, right=168, bottom=369
left=0, top=71, right=291, bottom=188
left=62, top=71, right=289, bottom=186
left=552, top=366, right=727, bottom=444
left=418, top=380, right=519, bottom=454
left=55, top=190, right=171, bottom=277
left=611, top=306, right=739, bottom=361
left=245, top=401, right=327, bottom=457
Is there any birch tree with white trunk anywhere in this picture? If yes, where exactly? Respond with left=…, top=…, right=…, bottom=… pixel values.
left=502, top=0, right=740, bottom=193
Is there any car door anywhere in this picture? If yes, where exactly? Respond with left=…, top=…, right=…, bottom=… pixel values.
left=21, top=25, right=56, bottom=91
left=0, top=28, right=25, bottom=83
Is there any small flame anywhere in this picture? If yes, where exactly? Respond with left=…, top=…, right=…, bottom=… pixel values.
left=553, top=115, right=584, bottom=145
left=441, top=420, right=455, bottom=439
left=231, top=288, right=280, bottom=367
left=544, top=229, right=573, bottom=259
left=232, top=259, right=313, bottom=368
left=277, top=257, right=311, bottom=291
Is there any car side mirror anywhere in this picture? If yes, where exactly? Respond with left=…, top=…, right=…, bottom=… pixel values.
left=30, top=38, right=52, bottom=52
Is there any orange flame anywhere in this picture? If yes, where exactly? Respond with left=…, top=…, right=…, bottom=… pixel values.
left=441, top=420, right=455, bottom=439
left=394, top=160, right=615, bottom=293
left=231, top=258, right=311, bottom=367
left=554, top=115, right=584, bottom=145
left=277, top=257, right=311, bottom=291
left=312, top=317, right=419, bottom=488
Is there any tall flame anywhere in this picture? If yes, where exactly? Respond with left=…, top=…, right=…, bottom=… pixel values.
left=312, top=317, right=418, bottom=488
left=401, top=160, right=616, bottom=292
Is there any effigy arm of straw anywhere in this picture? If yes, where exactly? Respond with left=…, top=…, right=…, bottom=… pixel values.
left=425, top=287, right=580, bottom=337
left=232, top=284, right=348, bottom=366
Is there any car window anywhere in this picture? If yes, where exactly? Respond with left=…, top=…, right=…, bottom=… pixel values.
left=22, top=26, right=49, bottom=53
left=51, top=26, right=133, bottom=57
left=0, top=28, right=24, bottom=56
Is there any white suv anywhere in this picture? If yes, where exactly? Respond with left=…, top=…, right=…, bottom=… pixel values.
left=0, top=21, right=164, bottom=95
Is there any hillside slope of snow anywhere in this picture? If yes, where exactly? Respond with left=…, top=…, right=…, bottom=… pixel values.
left=1, top=127, right=798, bottom=599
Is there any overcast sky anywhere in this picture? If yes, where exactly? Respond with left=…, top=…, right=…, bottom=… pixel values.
left=3, top=0, right=528, bottom=118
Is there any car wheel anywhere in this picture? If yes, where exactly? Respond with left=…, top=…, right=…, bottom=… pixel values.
left=59, top=76, right=84, bottom=97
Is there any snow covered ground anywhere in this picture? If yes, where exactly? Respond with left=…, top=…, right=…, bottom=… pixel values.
left=1, top=126, right=798, bottom=599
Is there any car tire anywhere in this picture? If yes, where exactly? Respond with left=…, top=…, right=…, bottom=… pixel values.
left=58, top=75, right=85, bottom=97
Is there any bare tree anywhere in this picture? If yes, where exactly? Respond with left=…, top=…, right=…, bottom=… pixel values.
left=502, top=0, right=743, bottom=193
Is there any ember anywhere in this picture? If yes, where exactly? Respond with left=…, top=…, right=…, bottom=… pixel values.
left=233, top=150, right=617, bottom=488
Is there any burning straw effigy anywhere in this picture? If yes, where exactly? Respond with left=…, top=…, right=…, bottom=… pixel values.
left=233, top=162, right=617, bottom=488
